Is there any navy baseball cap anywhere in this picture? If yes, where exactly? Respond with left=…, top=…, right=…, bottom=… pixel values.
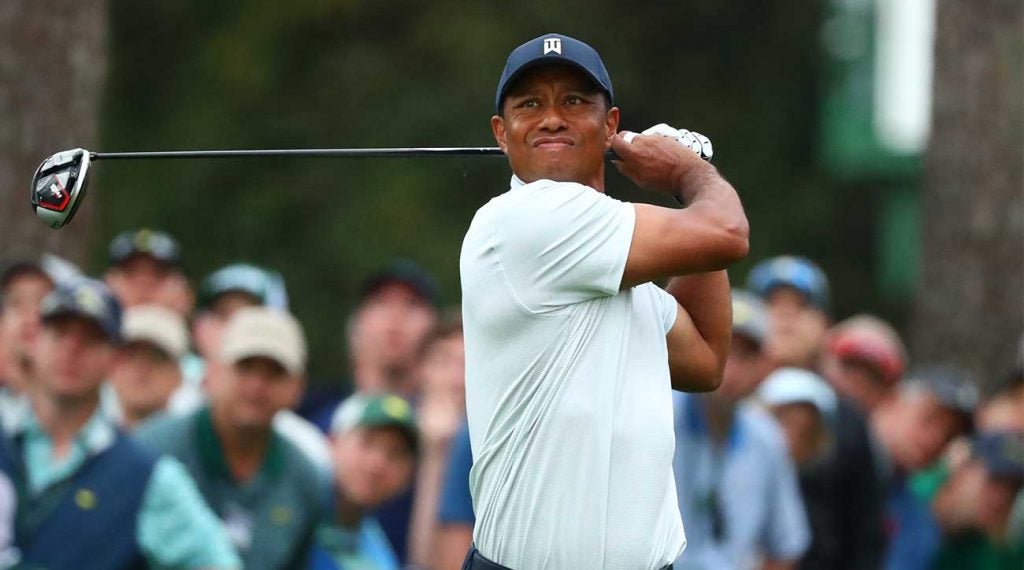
left=747, top=255, right=831, bottom=312
left=39, top=278, right=123, bottom=343
left=495, top=33, right=614, bottom=114
left=973, top=431, right=1024, bottom=480
left=361, top=259, right=440, bottom=307
left=108, top=228, right=181, bottom=268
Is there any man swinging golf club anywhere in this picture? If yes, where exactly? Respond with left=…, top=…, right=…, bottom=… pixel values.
left=459, top=33, right=749, bottom=570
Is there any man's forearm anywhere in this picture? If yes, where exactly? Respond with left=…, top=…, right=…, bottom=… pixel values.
left=666, top=270, right=732, bottom=378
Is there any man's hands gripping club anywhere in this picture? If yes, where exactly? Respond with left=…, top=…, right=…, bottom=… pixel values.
left=611, top=124, right=714, bottom=205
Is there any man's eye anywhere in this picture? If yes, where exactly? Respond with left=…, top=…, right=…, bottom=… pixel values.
left=566, top=95, right=584, bottom=105
left=520, top=100, right=539, bottom=108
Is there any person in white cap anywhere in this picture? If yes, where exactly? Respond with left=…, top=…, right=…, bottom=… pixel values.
left=135, top=307, right=330, bottom=570
left=107, top=305, right=189, bottom=429
left=758, top=367, right=840, bottom=466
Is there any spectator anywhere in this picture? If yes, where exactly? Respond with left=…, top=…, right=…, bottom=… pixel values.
left=107, top=305, right=189, bottom=429
left=748, top=255, right=886, bottom=570
left=0, top=278, right=238, bottom=569
left=302, top=260, right=441, bottom=429
left=105, top=228, right=194, bottom=315
left=407, top=315, right=466, bottom=568
left=759, top=368, right=839, bottom=469
left=747, top=256, right=830, bottom=371
left=301, top=259, right=440, bottom=564
left=673, top=293, right=810, bottom=569
left=310, top=393, right=419, bottom=570
left=0, top=259, right=55, bottom=422
left=871, top=366, right=979, bottom=570
left=821, top=314, right=907, bottom=413
left=135, top=307, right=329, bottom=570
left=932, top=431, right=1024, bottom=568
left=189, top=263, right=330, bottom=470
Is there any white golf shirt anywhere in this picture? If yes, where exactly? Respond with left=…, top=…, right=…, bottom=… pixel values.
left=460, top=176, right=686, bottom=570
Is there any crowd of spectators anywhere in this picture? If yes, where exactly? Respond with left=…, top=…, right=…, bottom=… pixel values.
left=0, top=229, right=1020, bottom=569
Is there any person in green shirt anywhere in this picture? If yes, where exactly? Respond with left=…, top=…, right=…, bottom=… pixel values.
left=136, top=306, right=330, bottom=570
left=310, top=393, right=419, bottom=570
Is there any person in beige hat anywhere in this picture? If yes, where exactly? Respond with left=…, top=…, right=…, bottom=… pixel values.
left=135, top=307, right=329, bottom=570
left=109, top=305, right=189, bottom=429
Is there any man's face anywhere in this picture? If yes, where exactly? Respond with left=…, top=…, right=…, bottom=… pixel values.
left=110, top=341, right=182, bottom=423
left=0, top=272, right=53, bottom=385
left=822, top=355, right=889, bottom=412
left=491, top=65, right=619, bottom=191
left=764, top=287, right=829, bottom=369
left=887, top=390, right=968, bottom=471
left=332, top=426, right=415, bottom=509
left=350, top=283, right=437, bottom=389
left=192, top=291, right=261, bottom=359
left=32, top=316, right=114, bottom=401
left=211, top=356, right=302, bottom=431
left=771, top=402, right=828, bottom=466
left=713, top=334, right=767, bottom=402
left=105, top=255, right=179, bottom=309
left=977, top=473, right=1022, bottom=539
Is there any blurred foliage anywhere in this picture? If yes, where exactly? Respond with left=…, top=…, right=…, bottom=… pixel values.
left=95, top=0, right=901, bottom=382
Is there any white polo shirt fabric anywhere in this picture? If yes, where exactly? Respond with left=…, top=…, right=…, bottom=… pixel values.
left=460, top=176, right=686, bottom=570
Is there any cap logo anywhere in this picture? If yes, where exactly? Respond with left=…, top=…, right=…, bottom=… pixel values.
left=75, top=287, right=103, bottom=315
left=543, top=38, right=562, bottom=55
left=383, top=396, right=411, bottom=420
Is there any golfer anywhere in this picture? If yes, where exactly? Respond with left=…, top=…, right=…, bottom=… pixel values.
left=459, top=33, right=749, bottom=569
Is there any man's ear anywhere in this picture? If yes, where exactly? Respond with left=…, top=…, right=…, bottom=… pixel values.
left=491, top=115, right=507, bottom=152
left=604, top=106, right=621, bottom=147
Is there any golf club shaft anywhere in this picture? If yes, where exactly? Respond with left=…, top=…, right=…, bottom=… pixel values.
left=89, top=148, right=622, bottom=160
left=90, top=147, right=508, bottom=160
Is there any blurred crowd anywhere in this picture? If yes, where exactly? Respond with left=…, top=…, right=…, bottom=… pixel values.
left=0, top=229, right=1020, bottom=570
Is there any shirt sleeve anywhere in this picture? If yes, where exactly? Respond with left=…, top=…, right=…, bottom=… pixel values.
left=494, top=181, right=636, bottom=312
left=653, top=285, right=680, bottom=334
left=137, top=456, right=242, bottom=569
left=438, top=423, right=475, bottom=525
left=761, top=427, right=811, bottom=560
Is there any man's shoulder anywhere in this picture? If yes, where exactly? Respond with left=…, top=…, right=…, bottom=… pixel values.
left=273, top=431, right=331, bottom=501
left=133, top=410, right=196, bottom=453
left=474, top=179, right=601, bottom=218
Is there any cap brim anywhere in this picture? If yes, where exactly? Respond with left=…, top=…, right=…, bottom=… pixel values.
left=223, top=342, right=302, bottom=376
left=499, top=58, right=610, bottom=112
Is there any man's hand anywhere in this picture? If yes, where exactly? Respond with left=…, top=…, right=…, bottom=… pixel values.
left=610, top=124, right=714, bottom=201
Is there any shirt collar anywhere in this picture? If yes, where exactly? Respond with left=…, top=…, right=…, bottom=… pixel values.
left=510, top=174, right=527, bottom=188
left=195, top=405, right=286, bottom=484
left=7, top=400, right=117, bottom=455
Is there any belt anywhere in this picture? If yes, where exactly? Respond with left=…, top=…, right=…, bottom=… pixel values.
left=462, top=546, right=674, bottom=570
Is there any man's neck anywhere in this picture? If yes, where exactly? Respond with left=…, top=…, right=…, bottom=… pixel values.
left=32, top=392, right=100, bottom=459
left=353, top=362, right=414, bottom=398
left=210, top=407, right=272, bottom=484
left=333, top=489, right=365, bottom=530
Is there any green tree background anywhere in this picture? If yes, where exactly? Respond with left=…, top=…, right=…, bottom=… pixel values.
left=95, top=0, right=903, bottom=382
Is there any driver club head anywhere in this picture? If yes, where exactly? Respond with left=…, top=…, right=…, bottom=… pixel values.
left=30, top=148, right=91, bottom=229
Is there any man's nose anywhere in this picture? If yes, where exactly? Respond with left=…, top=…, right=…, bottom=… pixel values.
left=537, top=105, right=568, bottom=130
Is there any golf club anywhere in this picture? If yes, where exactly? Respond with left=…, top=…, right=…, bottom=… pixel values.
left=30, top=133, right=711, bottom=230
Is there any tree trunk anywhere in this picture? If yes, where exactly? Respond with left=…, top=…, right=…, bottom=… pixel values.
left=0, top=0, right=107, bottom=265
left=910, top=0, right=1023, bottom=393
